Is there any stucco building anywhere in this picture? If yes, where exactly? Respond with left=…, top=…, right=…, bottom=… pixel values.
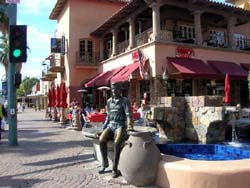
left=44, top=0, right=250, bottom=109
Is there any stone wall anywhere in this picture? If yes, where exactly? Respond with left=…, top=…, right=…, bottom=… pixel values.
left=149, top=96, right=227, bottom=143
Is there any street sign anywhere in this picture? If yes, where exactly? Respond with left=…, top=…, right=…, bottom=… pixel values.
left=5, top=0, right=20, bottom=4
left=2, top=81, right=7, bottom=99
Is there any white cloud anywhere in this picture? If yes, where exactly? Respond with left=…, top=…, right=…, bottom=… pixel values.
left=18, top=0, right=57, bottom=16
left=27, top=25, right=51, bottom=52
left=22, top=56, right=45, bottom=78
left=21, top=25, right=52, bottom=78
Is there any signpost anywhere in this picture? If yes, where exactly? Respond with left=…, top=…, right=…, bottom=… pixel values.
left=6, top=3, right=18, bottom=146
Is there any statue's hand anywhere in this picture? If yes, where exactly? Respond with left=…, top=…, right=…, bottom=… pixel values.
left=95, top=131, right=102, bottom=139
left=127, top=126, right=134, bottom=132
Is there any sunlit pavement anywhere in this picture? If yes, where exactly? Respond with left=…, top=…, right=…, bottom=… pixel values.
left=0, top=108, right=143, bottom=188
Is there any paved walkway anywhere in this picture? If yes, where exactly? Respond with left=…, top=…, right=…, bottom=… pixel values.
left=0, top=109, right=156, bottom=188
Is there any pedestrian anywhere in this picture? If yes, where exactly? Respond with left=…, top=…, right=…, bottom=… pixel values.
left=97, top=82, right=134, bottom=178
left=22, top=103, right=25, bottom=112
left=0, top=102, right=7, bottom=142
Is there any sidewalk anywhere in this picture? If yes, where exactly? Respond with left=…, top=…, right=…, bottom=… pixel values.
left=0, top=108, right=144, bottom=188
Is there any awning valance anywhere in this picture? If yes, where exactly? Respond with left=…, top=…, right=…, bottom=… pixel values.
left=111, top=62, right=139, bottom=83
left=84, top=72, right=106, bottom=88
left=207, top=60, right=248, bottom=79
left=84, top=66, right=124, bottom=88
left=166, top=57, right=218, bottom=79
left=94, top=66, right=125, bottom=86
left=240, top=63, right=250, bottom=72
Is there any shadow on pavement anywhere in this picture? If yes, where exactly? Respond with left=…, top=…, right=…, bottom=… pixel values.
left=0, top=139, right=93, bottom=156
left=24, top=154, right=94, bottom=166
left=0, top=177, right=46, bottom=188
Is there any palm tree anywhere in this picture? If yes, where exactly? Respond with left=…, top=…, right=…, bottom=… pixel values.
left=0, top=3, right=9, bottom=76
left=0, top=34, right=9, bottom=74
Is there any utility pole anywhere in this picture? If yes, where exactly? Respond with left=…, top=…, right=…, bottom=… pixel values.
left=7, top=3, right=18, bottom=146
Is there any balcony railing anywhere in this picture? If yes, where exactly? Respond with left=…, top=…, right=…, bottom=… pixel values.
left=101, top=28, right=250, bottom=62
left=117, top=40, right=129, bottom=54
left=76, top=51, right=97, bottom=64
left=48, top=57, right=65, bottom=72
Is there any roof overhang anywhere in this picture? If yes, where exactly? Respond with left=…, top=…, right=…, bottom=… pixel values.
left=91, top=0, right=250, bottom=37
left=49, top=0, right=130, bottom=20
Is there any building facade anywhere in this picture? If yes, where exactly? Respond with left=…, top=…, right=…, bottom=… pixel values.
left=45, top=0, right=250, bottom=109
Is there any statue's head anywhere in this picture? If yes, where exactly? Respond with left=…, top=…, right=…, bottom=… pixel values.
left=110, top=82, right=122, bottom=98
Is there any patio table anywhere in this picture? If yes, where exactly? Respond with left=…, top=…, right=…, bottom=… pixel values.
left=87, top=112, right=141, bottom=124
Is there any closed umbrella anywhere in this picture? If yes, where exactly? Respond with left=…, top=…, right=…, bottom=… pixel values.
left=56, top=85, right=61, bottom=107
left=60, top=81, right=67, bottom=108
left=47, top=88, right=52, bottom=107
left=51, top=86, right=56, bottom=107
left=224, top=74, right=230, bottom=104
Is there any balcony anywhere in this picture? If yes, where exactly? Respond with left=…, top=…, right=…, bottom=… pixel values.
left=41, top=70, right=57, bottom=82
left=75, top=51, right=98, bottom=65
left=118, top=28, right=250, bottom=55
left=48, top=55, right=65, bottom=73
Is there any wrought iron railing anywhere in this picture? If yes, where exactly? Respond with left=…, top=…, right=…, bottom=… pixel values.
left=75, top=51, right=97, bottom=64
left=101, top=28, right=250, bottom=61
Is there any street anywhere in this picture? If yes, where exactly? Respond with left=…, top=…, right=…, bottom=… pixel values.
left=0, top=108, right=140, bottom=188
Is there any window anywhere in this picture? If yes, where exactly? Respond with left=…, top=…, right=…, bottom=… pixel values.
left=107, top=39, right=112, bottom=57
left=179, top=25, right=195, bottom=40
left=234, top=34, right=247, bottom=49
left=209, top=30, right=225, bottom=46
left=79, top=39, right=93, bottom=62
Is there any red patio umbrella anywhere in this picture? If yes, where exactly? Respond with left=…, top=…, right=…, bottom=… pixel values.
left=224, top=74, right=230, bottom=104
left=60, top=81, right=68, bottom=108
left=56, top=85, right=61, bottom=107
left=51, top=86, right=56, bottom=107
left=47, top=88, right=52, bottom=107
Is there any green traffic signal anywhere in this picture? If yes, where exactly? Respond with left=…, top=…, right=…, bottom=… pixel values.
left=13, top=49, right=21, bottom=58
left=9, top=25, right=27, bottom=63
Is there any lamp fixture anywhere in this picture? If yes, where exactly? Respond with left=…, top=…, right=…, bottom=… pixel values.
left=162, top=69, right=168, bottom=81
left=128, top=73, right=133, bottom=81
left=144, top=71, right=149, bottom=80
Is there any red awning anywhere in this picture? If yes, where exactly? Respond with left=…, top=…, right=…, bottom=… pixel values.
left=84, top=72, right=105, bottom=88
left=84, top=66, right=125, bottom=88
left=95, top=66, right=124, bottom=86
left=167, top=57, right=218, bottom=79
left=240, top=63, right=250, bottom=72
left=111, top=62, right=139, bottom=83
left=207, top=60, right=248, bottom=79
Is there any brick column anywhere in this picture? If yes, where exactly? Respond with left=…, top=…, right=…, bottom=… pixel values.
left=151, top=2, right=161, bottom=41
left=99, top=38, right=104, bottom=61
left=128, top=17, right=135, bottom=49
left=112, top=28, right=118, bottom=56
left=227, top=17, right=236, bottom=49
left=193, top=10, right=203, bottom=46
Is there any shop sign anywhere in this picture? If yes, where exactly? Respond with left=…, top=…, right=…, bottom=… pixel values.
left=5, top=0, right=20, bottom=3
left=50, top=38, right=61, bottom=54
left=176, top=46, right=194, bottom=58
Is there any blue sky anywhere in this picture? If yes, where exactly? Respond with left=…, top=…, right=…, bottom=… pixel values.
left=0, top=0, right=57, bottom=79
left=0, top=0, right=227, bottom=80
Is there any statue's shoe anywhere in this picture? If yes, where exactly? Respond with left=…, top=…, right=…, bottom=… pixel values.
left=112, top=170, right=121, bottom=178
left=98, top=167, right=107, bottom=174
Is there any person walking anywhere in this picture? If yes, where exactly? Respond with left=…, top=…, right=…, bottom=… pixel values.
left=98, top=83, right=134, bottom=178
left=0, top=102, right=7, bottom=142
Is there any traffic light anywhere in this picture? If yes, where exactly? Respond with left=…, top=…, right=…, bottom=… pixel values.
left=9, top=25, right=27, bottom=63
